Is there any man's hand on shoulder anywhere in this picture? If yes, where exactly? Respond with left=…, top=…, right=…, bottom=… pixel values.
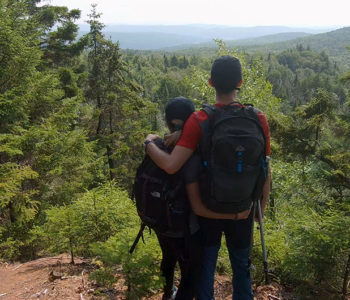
left=146, top=134, right=160, bottom=141
left=145, top=137, right=193, bottom=174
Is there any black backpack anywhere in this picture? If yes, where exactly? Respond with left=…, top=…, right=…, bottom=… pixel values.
left=129, top=139, right=190, bottom=253
left=199, top=103, right=268, bottom=214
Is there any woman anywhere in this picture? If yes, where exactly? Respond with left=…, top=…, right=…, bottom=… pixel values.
left=154, top=97, right=239, bottom=300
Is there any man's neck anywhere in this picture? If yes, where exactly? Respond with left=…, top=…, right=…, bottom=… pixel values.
left=215, top=91, right=237, bottom=105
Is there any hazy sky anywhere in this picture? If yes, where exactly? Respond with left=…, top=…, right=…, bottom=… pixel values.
left=45, top=0, right=350, bottom=27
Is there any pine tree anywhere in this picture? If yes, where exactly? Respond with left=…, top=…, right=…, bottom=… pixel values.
left=170, top=55, right=178, bottom=67
left=163, top=54, right=169, bottom=70
left=0, top=0, right=99, bottom=260
left=0, top=0, right=43, bottom=259
left=84, top=5, right=157, bottom=186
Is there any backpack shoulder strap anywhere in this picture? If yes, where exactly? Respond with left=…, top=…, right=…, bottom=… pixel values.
left=244, top=105, right=267, bottom=158
left=129, top=223, right=146, bottom=254
left=243, top=103, right=259, bottom=119
left=199, top=104, right=216, bottom=163
left=246, top=106, right=260, bottom=121
left=201, top=103, right=217, bottom=118
left=200, top=103, right=217, bottom=134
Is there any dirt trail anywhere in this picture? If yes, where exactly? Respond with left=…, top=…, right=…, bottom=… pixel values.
left=0, top=255, right=90, bottom=300
left=0, top=254, right=290, bottom=300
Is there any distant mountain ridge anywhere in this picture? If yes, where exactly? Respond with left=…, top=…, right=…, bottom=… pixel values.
left=168, top=27, right=350, bottom=67
left=78, top=24, right=338, bottom=50
left=164, top=32, right=313, bottom=50
left=242, top=26, right=350, bottom=57
left=80, top=24, right=333, bottom=37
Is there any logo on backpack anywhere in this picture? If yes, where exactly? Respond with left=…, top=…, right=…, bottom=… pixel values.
left=199, top=103, right=267, bottom=213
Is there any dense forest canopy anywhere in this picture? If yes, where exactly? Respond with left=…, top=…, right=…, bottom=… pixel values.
left=0, top=1, right=349, bottom=299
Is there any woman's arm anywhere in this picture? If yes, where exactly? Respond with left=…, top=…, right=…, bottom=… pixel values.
left=186, top=182, right=251, bottom=220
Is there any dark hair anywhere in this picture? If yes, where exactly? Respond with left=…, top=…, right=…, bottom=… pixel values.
left=165, top=97, right=195, bottom=131
left=211, top=55, right=242, bottom=94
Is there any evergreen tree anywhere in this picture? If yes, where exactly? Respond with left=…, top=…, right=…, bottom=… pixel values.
left=180, top=55, right=189, bottom=68
left=84, top=5, right=157, bottom=186
left=163, top=54, right=169, bottom=71
left=170, top=55, right=178, bottom=67
left=0, top=0, right=98, bottom=260
left=38, top=5, right=87, bottom=68
left=0, top=0, right=43, bottom=259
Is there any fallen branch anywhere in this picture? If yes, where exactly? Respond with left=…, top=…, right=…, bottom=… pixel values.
left=216, top=280, right=223, bottom=286
left=0, top=293, right=8, bottom=298
left=29, top=288, right=48, bottom=299
left=13, top=263, right=24, bottom=270
left=82, top=269, right=86, bottom=289
left=79, top=293, right=84, bottom=300
left=268, top=295, right=281, bottom=300
left=29, top=292, right=41, bottom=298
left=61, top=275, right=79, bottom=280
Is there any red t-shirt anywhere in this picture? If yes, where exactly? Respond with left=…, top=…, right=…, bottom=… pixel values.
left=177, top=103, right=271, bottom=156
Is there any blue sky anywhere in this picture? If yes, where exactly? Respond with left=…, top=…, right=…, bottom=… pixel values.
left=45, top=0, right=350, bottom=27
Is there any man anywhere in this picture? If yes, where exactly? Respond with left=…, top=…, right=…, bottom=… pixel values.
left=144, top=55, right=271, bottom=300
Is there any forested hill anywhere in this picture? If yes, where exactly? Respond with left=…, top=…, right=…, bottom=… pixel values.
left=244, top=26, right=350, bottom=59
left=163, top=32, right=312, bottom=50
left=168, top=27, right=350, bottom=67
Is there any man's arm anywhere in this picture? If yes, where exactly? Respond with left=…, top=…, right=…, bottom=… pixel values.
left=145, top=134, right=194, bottom=174
left=186, top=182, right=251, bottom=220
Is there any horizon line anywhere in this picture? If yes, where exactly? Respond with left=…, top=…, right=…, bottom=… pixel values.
left=76, top=23, right=346, bottom=28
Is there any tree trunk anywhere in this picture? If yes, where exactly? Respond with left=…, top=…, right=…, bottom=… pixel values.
left=313, top=124, right=320, bottom=154
left=69, top=239, right=75, bottom=265
left=106, top=145, right=116, bottom=180
left=96, top=95, right=103, bottom=135
left=8, top=201, right=16, bottom=223
left=342, top=247, right=350, bottom=300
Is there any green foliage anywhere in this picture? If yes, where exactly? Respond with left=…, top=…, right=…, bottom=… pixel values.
left=241, top=27, right=350, bottom=68
left=283, top=204, right=350, bottom=290
left=92, top=227, right=164, bottom=298
left=265, top=82, right=350, bottom=297
left=266, top=47, right=347, bottom=110
left=182, top=40, right=282, bottom=120
left=26, top=99, right=99, bottom=206
left=38, top=4, right=87, bottom=68
left=0, top=163, right=39, bottom=222
left=36, top=205, right=78, bottom=262
left=89, top=267, right=117, bottom=288
left=38, top=183, right=136, bottom=261
left=73, top=183, right=137, bottom=251
left=0, top=237, right=23, bottom=262
left=0, top=0, right=42, bottom=95
left=84, top=5, right=158, bottom=188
